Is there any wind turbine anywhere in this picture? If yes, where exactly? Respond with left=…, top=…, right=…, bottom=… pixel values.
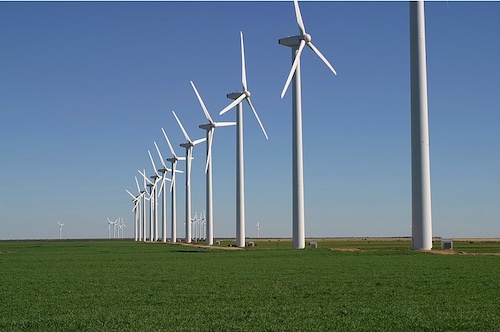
left=172, top=110, right=206, bottom=244
left=219, top=31, right=268, bottom=248
left=191, top=80, right=236, bottom=246
left=127, top=177, right=145, bottom=242
left=106, top=217, right=114, bottom=239
left=191, top=212, right=198, bottom=241
left=256, top=222, right=260, bottom=239
left=113, top=218, right=119, bottom=239
left=161, top=128, right=185, bottom=243
left=201, top=210, right=206, bottom=240
left=126, top=190, right=139, bottom=241
left=58, top=222, right=64, bottom=240
left=410, top=0, right=432, bottom=250
left=279, top=0, right=337, bottom=249
left=134, top=176, right=145, bottom=241
left=119, top=218, right=126, bottom=239
left=139, top=169, right=149, bottom=242
left=139, top=169, right=157, bottom=242
left=148, top=150, right=163, bottom=242
left=154, top=141, right=175, bottom=243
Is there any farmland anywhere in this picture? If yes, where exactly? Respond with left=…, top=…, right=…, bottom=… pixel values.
left=1, top=239, right=499, bottom=331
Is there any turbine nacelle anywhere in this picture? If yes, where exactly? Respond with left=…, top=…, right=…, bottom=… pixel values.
left=278, top=35, right=302, bottom=47
left=158, top=168, right=171, bottom=174
left=199, top=123, right=215, bottom=131
left=180, top=142, right=193, bottom=149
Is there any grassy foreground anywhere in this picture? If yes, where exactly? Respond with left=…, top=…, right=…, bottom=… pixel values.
left=1, top=240, right=499, bottom=331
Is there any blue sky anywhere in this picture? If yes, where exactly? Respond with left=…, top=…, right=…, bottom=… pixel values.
left=1, top=1, right=499, bottom=240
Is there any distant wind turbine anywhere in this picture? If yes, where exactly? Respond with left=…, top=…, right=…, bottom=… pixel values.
left=134, top=176, right=145, bottom=241
left=172, top=110, right=206, bottom=243
left=139, top=169, right=149, bottom=242
left=139, top=169, right=157, bottom=242
left=119, top=218, right=126, bottom=239
left=126, top=177, right=145, bottom=242
left=161, top=128, right=185, bottom=243
left=148, top=150, right=163, bottom=242
left=106, top=217, right=114, bottom=239
left=219, top=31, right=268, bottom=248
left=191, top=80, right=236, bottom=246
left=279, top=0, right=337, bottom=249
left=58, top=222, right=64, bottom=240
left=154, top=141, right=175, bottom=243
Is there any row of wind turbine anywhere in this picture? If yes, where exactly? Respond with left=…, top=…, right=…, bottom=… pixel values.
left=126, top=30, right=267, bottom=247
left=124, top=0, right=432, bottom=250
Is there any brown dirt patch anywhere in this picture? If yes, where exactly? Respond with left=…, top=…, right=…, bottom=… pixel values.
left=424, top=250, right=500, bottom=256
left=424, top=250, right=459, bottom=255
left=328, top=248, right=362, bottom=252
left=171, top=242, right=244, bottom=250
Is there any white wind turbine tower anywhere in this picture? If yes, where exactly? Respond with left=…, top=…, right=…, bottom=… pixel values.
left=201, top=210, right=206, bottom=240
left=138, top=170, right=155, bottom=241
left=139, top=169, right=149, bottom=242
left=134, top=176, right=145, bottom=241
left=126, top=176, right=145, bottom=242
left=148, top=150, right=163, bottom=242
left=139, top=169, right=157, bottom=242
left=410, top=0, right=432, bottom=250
left=106, top=217, right=114, bottom=239
left=161, top=128, right=185, bottom=243
left=58, top=222, right=64, bottom=239
left=113, top=218, right=119, bottom=239
left=256, top=222, right=260, bottom=239
left=279, top=0, right=337, bottom=249
left=219, top=31, right=269, bottom=248
left=191, top=80, right=236, bottom=246
left=191, top=212, right=198, bottom=241
left=126, top=189, right=141, bottom=241
left=119, top=218, right=126, bottom=239
left=154, top=141, right=175, bottom=243
left=172, top=110, right=206, bottom=244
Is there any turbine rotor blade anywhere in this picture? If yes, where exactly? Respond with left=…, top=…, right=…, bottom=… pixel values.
left=148, top=150, right=159, bottom=176
left=307, top=42, right=337, bottom=75
left=158, top=177, right=165, bottom=196
left=192, top=137, right=207, bottom=146
left=170, top=161, right=177, bottom=192
left=205, top=129, right=214, bottom=174
left=214, top=121, right=237, bottom=127
left=135, top=176, right=141, bottom=193
left=281, top=39, right=306, bottom=99
left=172, top=111, right=192, bottom=143
left=294, top=0, right=306, bottom=35
left=154, top=141, right=168, bottom=169
left=246, top=97, right=269, bottom=140
left=126, top=189, right=136, bottom=200
left=220, top=93, right=245, bottom=116
left=190, top=81, right=213, bottom=124
left=138, top=170, right=154, bottom=185
left=161, top=127, right=178, bottom=158
left=240, top=31, right=247, bottom=91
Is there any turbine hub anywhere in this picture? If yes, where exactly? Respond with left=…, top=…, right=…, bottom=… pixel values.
left=303, top=33, right=312, bottom=43
left=244, top=90, right=251, bottom=98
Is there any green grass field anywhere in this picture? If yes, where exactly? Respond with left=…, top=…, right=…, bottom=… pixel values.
left=1, top=239, right=499, bottom=331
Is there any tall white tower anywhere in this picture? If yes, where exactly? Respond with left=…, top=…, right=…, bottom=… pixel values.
left=410, top=0, right=433, bottom=250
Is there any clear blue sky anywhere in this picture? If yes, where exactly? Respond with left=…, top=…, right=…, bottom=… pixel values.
left=1, top=1, right=499, bottom=240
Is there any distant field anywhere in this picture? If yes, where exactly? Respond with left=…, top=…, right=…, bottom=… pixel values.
left=1, top=239, right=499, bottom=331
